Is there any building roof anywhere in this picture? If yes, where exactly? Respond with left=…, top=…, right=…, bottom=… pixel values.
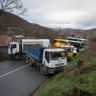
left=0, top=35, right=38, bottom=46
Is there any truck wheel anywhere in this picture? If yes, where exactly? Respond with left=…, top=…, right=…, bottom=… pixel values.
left=14, top=54, right=20, bottom=60
left=29, top=59, right=33, bottom=67
left=40, top=66, right=48, bottom=75
left=25, top=57, right=29, bottom=63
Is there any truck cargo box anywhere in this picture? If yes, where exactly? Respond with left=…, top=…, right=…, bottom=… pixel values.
left=23, top=45, right=45, bottom=61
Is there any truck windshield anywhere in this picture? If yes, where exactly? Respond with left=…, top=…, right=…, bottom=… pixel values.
left=50, top=51, right=65, bottom=60
left=10, top=44, right=16, bottom=51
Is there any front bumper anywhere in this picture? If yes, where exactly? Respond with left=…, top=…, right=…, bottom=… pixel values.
left=46, top=66, right=64, bottom=74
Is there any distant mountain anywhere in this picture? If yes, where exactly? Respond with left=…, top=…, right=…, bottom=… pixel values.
left=52, top=28, right=96, bottom=39
left=52, top=28, right=96, bottom=33
left=52, top=28, right=85, bottom=32
left=0, top=11, right=57, bottom=40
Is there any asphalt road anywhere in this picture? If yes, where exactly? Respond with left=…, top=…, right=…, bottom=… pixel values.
left=0, top=60, right=47, bottom=96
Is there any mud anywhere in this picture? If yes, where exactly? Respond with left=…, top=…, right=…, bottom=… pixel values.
left=61, top=60, right=84, bottom=78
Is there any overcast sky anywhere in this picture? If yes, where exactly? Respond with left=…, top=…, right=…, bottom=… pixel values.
left=21, top=0, right=96, bottom=29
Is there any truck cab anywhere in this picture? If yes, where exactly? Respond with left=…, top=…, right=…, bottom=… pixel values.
left=41, top=48, right=67, bottom=74
left=8, top=42, right=21, bottom=59
left=8, top=42, right=20, bottom=55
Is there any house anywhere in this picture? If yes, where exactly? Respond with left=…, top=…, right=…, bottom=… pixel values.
left=0, top=35, right=14, bottom=46
left=0, top=35, right=14, bottom=60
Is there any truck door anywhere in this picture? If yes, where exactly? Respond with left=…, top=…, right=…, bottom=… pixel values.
left=10, top=44, right=17, bottom=54
left=43, top=51, right=50, bottom=66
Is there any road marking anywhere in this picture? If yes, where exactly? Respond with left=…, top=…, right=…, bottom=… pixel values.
left=0, top=64, right=29, bottom=78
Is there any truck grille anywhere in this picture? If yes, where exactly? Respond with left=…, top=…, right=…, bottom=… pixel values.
left=55, top=63, right=64, bottom=66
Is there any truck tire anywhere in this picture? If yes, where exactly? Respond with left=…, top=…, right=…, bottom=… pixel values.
left=14, top=54, right=21, bottom=60
left=25, top=57, right=29, bottom=64
left=29, top=59, right=33, bottom=67
left=40, top=66, right=48, bottom=75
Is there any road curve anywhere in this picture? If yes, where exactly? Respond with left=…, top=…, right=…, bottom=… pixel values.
left=0, top=60, right=47, bottom=96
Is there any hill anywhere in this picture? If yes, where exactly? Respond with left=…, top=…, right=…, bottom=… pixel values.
left=53, top=28, right=96, bottom=34
left=53, top=28, right=96, bottom=39
left=0, top=11, right=57, bottom=40
left=37, top=33, right=96, bottom=96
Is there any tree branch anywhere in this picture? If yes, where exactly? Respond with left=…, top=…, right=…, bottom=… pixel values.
left=0, top=0, right=27, bottom=16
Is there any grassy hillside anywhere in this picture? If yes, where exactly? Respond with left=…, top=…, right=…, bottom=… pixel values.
left=0, top=11, right=57, bottom=40
left=38, top=34, right=96, bottom=96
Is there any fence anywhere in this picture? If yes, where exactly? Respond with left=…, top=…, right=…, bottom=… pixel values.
left=0, top=46, right=9, bottom=61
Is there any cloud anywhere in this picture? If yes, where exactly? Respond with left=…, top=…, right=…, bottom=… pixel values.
left=21, top=0, right=96, bottom=29
left=42, top=23, right=95, bottom=30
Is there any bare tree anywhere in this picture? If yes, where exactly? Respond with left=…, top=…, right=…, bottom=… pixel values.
left=0, top=0, right=27, bottom=16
